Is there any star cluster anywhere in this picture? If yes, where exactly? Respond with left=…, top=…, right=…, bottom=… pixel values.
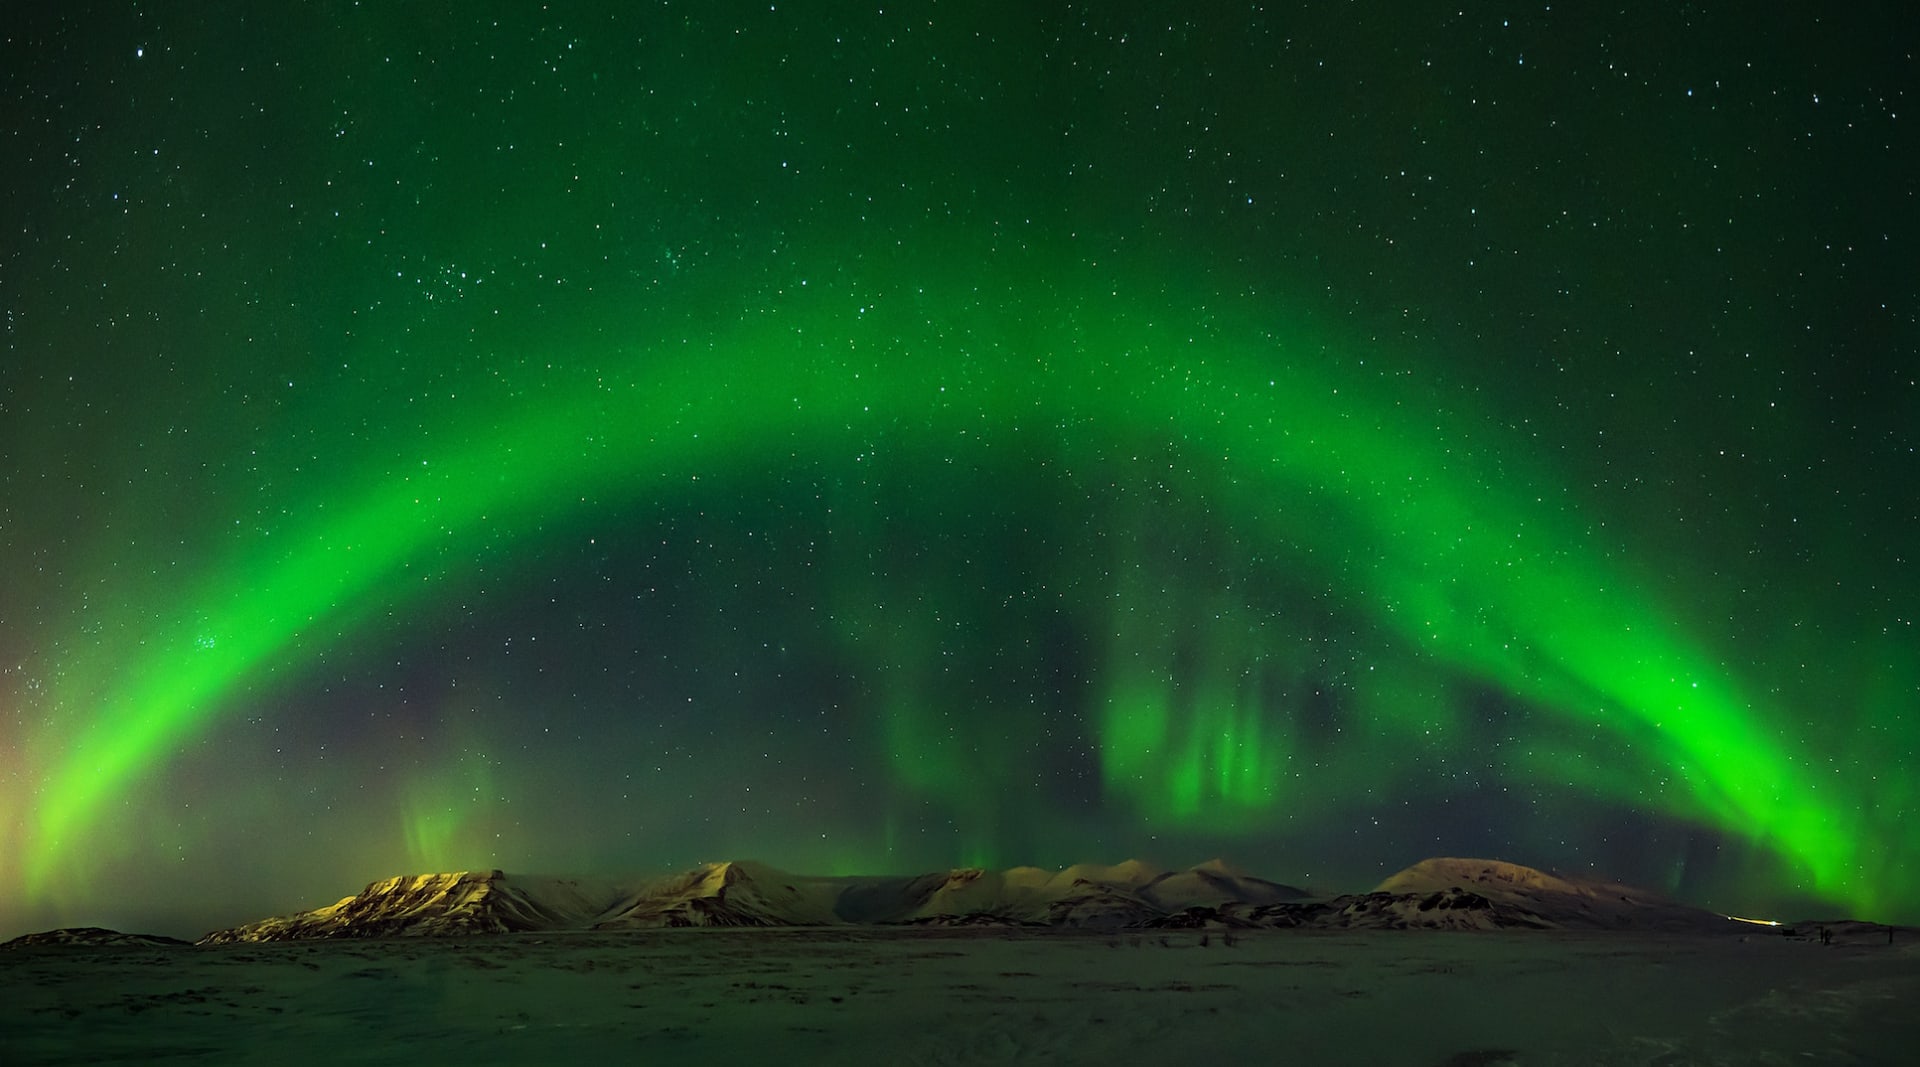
left=1, top=2, right=1913, bottom=937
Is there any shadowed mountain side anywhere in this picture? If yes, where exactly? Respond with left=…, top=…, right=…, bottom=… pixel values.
left=827, top=872, right=955, bottom=923
left=1146, top=888, right=1560, bottom=930
left=2, top=927, right=193, bottom=949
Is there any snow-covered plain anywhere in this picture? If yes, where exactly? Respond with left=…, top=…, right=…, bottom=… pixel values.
left=6, top=926, right=1917, bottom=1065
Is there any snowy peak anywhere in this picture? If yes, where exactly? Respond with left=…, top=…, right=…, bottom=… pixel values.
left=1142, top=862, right=1310, bottom=911
left=906, top=867, right=1050, bottom=924
left=1372, top=858, right=1729, bottom=931
left=895, top=864, right=1159, bottom=927
left=1376, top=858, right=1593, bottom=897
left=1054, top=859, right=1166, bottom=890
left=199, top=870, right=624, bottom=943
left=594, top=860, right=844, bottom=928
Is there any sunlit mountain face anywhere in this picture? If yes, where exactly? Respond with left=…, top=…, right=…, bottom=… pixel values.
left=2, top=1, right=1912, bottom=939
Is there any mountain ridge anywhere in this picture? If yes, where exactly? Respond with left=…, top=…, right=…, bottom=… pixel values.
left=171, top=856, right=1745, bottom=944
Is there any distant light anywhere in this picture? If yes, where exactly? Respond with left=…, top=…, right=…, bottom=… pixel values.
left=1727, top=914, right=1781, bottom=927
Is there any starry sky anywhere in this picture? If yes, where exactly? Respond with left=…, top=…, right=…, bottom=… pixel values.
left=2, top=2, right=1913, bottom=939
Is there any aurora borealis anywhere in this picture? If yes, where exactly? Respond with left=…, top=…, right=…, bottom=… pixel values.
left=2, top=2, right=1913, bottom=938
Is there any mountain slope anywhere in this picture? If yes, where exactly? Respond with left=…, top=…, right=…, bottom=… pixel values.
left=1141, top=859, right=1310, bottom=911
left=1372, top=858, right=1731, bottom=931
left=593, top=861, right=846, bottom=928
left=199, top=871, right=623, bottom=943
left=3, top=927, right=193, bottom=949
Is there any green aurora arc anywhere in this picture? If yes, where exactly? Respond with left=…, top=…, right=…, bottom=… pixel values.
left=18, top=245, right=1908, bottom=920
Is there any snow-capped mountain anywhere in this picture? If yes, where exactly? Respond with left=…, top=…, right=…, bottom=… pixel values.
left=185, top=856, right=1734, bottom=942
left=1139, top=858, right=1310, bottom=911
left=593, top=860, right=846, bottom=928
left=1370, top=857, right=1730, bottom=931
left=199, top=871, right=623, bottom=943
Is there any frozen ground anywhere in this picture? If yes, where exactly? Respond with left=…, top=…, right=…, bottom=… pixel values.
left=5, top=928, right=1917, bottom=1065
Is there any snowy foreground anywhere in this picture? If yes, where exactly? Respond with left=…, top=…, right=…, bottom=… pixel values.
left=6, top=926, right=1917, bottom=1065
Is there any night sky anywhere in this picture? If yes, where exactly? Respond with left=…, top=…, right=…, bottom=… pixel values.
left=3, top=2, right=1913, bottom=939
